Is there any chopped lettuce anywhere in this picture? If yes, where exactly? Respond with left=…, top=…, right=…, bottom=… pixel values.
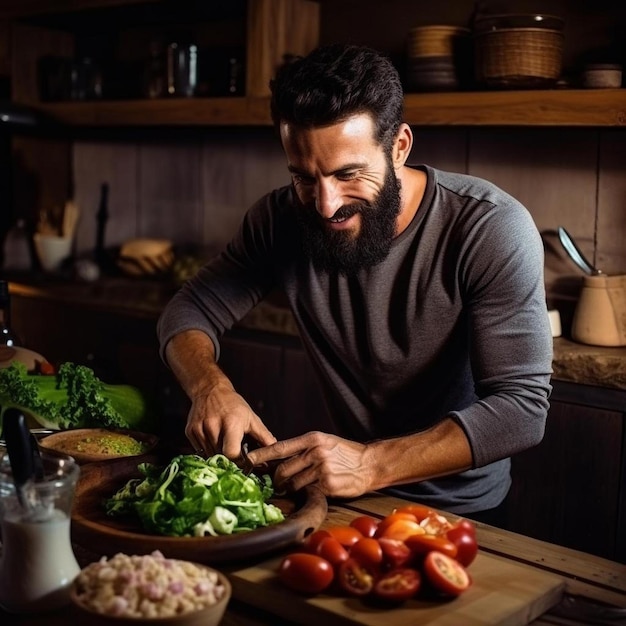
left=105, top=453, right=285, bottom=537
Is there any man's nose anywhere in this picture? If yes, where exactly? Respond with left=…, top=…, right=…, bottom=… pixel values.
left=315, top=179, right=343, bottom=218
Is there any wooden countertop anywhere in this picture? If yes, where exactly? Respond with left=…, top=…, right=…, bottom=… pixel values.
left=2, top=492, right=625, bottom=625
left=10, top=277, right=626, bottom=392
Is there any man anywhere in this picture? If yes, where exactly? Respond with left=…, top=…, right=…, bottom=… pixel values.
left=157, top=44, right=553, bottom=524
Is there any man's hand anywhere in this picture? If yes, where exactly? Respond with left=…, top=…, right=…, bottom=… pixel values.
left=246, top=431, right=372, bottom=498
left=186, top=383, right=276, bottom=458
left=164, top=329, right=276, bottom=459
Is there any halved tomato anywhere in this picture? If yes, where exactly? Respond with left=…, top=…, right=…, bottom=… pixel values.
left=375, top=512, right=418, bottom=537
left=337, top=558, right=376, bottom=596
left=419, top=512, right=453, bottom=536
left=393, top=504, right=436, bottom=522
left=378, top=537, right=413, bottom=569
left=423, top=551, right=471, bottom=596
left=349, top=537, right=383, bottom=568
left=405, top=533, right=458, bottom=559
left=378, top=518, right=424, bottom=542
left=279, top=553, right=334, bottom=594
left=349, top=515, right=379, bottom=538
left=373, top=568, right=421, bottom=602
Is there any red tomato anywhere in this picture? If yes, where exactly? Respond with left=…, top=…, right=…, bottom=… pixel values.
left=423, top=551, right=471, bottom=596
left=375, top=512, right=418, bottom=537
left=327, top=525, right=363, bottom=548
left=445, top=525, right=478, bottom=567
left=278, top=553, right=334, bottom=594
left=304, top=529, right=332, bottom=554
left=373, top=568, right=421, bottom=602
left=419, top=512, right=453, bottom=536
left=393, top=504, right=435, bottom=522
left=349, top=515, right=379, bottom=538
left=349, top=537, right=383, bottom=568
left=378, top=537, right=413, bottom=569
left=450, top=518, right=477, bottom=536
left=337, top=558, right=376, bottom=596
left=379, top=519, right=424, bottom=542
left=316, top=536, right=350, bottom=567
left=405, top=533, right=458, bottom=559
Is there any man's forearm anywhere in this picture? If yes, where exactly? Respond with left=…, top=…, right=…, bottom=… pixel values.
left=365, top=417, right=474, bottom=491
left=164, top=329, right=234, bottom=400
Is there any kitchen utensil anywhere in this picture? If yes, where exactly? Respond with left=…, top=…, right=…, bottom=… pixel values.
left=71, top=455, right=327, bottom=564
left=2, top=408, right=35, bottom=509
left=557, top=226, right=602, bottom=275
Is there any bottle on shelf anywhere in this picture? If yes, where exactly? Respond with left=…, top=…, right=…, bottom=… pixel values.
left=0, top=279, right=21, bottom=347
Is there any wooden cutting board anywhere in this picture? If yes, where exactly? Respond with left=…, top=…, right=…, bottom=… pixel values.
left=227, top=551, right=565, bottom=626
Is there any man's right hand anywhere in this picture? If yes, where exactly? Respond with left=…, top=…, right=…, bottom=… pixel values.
left=164, top=329, right=276, bottom=459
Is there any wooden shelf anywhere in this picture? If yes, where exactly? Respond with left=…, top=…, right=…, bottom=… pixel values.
left=403, top=89, right=626, bottom=127
left=34, top=88, right=626, bottom=127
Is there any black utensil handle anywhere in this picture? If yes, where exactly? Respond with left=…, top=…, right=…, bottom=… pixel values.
left=3, top=408, right=35, bottom=488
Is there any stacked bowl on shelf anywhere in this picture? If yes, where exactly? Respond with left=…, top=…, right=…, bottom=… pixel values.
left=405, top=25, right=471, bottom=92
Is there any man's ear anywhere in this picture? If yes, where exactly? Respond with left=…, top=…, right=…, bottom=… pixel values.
left=392, top=123, right=413, bottom=169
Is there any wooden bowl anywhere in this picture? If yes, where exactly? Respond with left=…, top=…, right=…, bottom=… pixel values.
left=39, top=428, right=159, bottom=464
left=70, top=554, right=231, bottom=625
left=71, top=455, right=328, bottom=565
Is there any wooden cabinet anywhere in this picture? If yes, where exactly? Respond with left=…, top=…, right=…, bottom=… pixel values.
left=508, top=381, right=626, bottom=563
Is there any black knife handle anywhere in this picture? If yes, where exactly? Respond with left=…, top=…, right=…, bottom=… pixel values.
left=3, top=408, right=35, bottom=489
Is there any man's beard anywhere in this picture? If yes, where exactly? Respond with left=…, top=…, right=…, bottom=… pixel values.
left=295, top=165, right=402, bottom=275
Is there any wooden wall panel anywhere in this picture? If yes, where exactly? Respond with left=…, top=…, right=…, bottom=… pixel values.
left=408, top=127, right=467, bottom=173
left=597, top=131, right=626, bottom=275
left=73, top=141, right=138, bottom=255
left=136, top=141, right=203, bottom=243
left=201, top=128, right=289, bottom=249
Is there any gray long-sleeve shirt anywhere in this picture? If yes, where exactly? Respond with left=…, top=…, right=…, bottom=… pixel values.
left=158, top=165, right=553, bottom=514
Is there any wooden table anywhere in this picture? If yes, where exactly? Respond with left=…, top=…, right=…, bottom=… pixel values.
left=3, top=492, right=625, bottom=625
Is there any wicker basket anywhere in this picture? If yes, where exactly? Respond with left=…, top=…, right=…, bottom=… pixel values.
left=474, top=27, right=563, bottom=88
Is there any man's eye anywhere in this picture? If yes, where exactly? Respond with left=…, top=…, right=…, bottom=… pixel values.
left=336, top=171, right=358, bottom=181
left=292, top=174, right=315, bottom=186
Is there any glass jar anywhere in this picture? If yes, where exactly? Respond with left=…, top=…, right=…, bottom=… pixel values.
left=0, top=450, right=81, bottom=613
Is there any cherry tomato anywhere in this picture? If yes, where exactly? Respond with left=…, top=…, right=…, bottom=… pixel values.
left=349, top=537, right=383, bottom=568
left=379, top=519, right=424, bottom=542
left=446, top=525, right=478, bottom=567
left=375, top=512, right=418, bottom=537
left=423, top=551, right=471, bottom=596
left=450, top=518, right=477, bottom=536
left=316, top=536, right=350, bottom=567
left=378, top=537, right=413, bottom=569
left=304, top=529, right=332, bottom=554
left=349, top=515, right=379, bottom=538
left=419, top=512, right=453, bottom=536
left=393, top=504, right=435, bottom=522
left=373, top=568, right=421, bottom=603
left=327, top=525, right=363, bottom=548
left=279, top=553, right=334, bottom=594
left=405, top=533, right=458, bottom=559
left=337, top=558, right=376, bottom=596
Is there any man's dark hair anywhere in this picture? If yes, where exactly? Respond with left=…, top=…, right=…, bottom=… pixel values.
left=270, top=44, right=404, bottom=152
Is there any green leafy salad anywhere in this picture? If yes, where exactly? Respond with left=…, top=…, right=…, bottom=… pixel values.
left=105, top=453, right=285, bottom=537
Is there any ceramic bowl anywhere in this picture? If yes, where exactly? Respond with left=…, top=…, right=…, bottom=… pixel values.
left=70, top=553, right=231, bottom=625
left=39, top=428, right=158, bottom=464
